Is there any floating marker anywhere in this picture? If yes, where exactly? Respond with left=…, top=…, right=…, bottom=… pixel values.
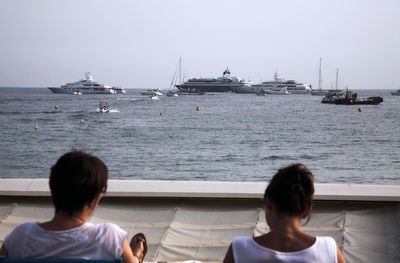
left=358, top=107, right=363, bottom=112
left=80, top=119, right=84, bottom=124
left=160, top=112, right=163, bottom=116
left=54, top=105, right=59, bottom=109
left=196, top=106, right=200, bottom=111
left=34, top=124, right=38, bottom=129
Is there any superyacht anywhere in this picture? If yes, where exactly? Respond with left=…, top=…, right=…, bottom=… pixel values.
left=176, top=68, right=248, bottom=92
left=48, top=72, right=125, bottom=94
left=261, top=72, right=311, bottom=94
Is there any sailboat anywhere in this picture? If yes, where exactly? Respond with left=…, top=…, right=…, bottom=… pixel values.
left=311, top=58, right=331, bottom=96
left=166, top=58, right=181, bottom=97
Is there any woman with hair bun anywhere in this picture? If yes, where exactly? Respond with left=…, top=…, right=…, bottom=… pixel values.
left=223, top=163, right=345, bottom=263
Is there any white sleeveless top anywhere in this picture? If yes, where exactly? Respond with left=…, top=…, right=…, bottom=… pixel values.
left=4, top=222, right=126, bottom=259
left=232, top=236, right=338, bottom=263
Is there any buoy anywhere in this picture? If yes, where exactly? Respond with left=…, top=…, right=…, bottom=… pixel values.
left=160, top=112, right=162, bottom=116
left=358, top=107, right=363, bottom=112
left=34, top=124, right=38, bottom=129
left=54, top=105, right=59, bottom=109
left=80, top=119, right=84, bottom=124
left=196, top=106, right=200, bottom=111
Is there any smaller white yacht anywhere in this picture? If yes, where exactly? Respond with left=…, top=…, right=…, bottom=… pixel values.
left=141, top=89, right=163, bottom=96
left=112, top=87, right=126, bottom=94
left=48, top=72, right=124, bottom=94
left=391, top=89, right=400, bottom=96
left=260, top=87, right=290, bottom=95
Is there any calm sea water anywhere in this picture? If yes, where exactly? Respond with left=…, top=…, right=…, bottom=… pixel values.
left=0, top=88, right=399, bottom=184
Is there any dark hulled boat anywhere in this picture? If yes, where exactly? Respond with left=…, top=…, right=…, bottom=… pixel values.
left=322, top=89, right=383, bottom=105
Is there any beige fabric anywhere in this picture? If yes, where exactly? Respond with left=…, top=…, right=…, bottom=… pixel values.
left=0, top=197, right=399, bottom=263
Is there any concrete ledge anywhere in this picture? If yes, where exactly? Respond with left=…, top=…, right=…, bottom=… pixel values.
left=0, top=179, right=399, bottom=201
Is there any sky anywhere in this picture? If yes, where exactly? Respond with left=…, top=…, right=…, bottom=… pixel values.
left=0, top=0, right=399, bottom=90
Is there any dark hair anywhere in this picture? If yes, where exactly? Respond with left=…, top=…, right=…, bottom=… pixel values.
left=264, top=163, right=314, bottom=217
left=49, top=151, right=108, bottom=213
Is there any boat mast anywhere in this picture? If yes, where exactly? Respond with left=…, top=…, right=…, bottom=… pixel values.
left=335, top=68, right=339, bottom=90
left=169, top=57, right=182, bottom=89
left=318, top=57, right=322, bottom=90
left=179, top=57, right=182, bottom=85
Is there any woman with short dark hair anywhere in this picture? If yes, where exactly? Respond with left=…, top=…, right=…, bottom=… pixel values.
left=223, top=163, right=345, bottom=263
left=0, top=151, right=147, bottom=263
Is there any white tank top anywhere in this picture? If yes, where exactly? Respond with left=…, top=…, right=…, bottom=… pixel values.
left=4, top=222, right=126, bottom=259
left=232, top=236, right=338, bottom=263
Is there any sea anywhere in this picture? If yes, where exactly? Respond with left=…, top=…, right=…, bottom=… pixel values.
left=0, top=88, right=399, bottom=185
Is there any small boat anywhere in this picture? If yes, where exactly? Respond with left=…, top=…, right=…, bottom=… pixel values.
left=98, top=100, right=110, bottom=113
left=73, top=91, right=82, bottom=95
left=149, top=95, right=159, bottom=100
left=166, top=90, right=178, bottom=97
left=256, top=87, right=290, bottom=95
left=322, top=89, right=383, bottom=105
left=112, top=87, right=126, bottom=94
left=141, top=89, right=163, bottom=96
left=391, top=89, right=400, bottom=96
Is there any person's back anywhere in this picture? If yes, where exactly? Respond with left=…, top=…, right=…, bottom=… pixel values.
left=232, top=236, right=337, bottom=263
left=4, top=222, right=125, bottom=259
left=223, top=163, right=345, bottom=263
left=0, top=151, right=147, bottom=263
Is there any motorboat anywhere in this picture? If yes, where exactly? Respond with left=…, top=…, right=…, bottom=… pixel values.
left=98, top=100, right=110, bottom=113
left=141, top=89, right=163, bottom=96
left=149, top=95, right=159, bottom=100
left=391, top=89, right=400, bottom=96
left=73, top=91, right=82, bottom=95
left=48, top=72, right=124, bottom=94
left=322, top=89, right=383, bottom=105
left=112, top=87, right=126, bottom=94
left=176, top=67, right=249, bottom=93
left=254, top=85, right=290, bottom=95
left=166, top=90, right=178, bottom=97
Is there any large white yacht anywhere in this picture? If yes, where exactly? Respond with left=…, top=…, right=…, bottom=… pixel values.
left=176, top=68, right=248, bottom=92
left=48, top=72, right=124, bottom=94
left=264, top=72, right=311, bottom=94
left=249, top=73, right=311, bottom=95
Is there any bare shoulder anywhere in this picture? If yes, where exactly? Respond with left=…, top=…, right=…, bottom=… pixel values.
left=337, top=246, right=346, bottom=263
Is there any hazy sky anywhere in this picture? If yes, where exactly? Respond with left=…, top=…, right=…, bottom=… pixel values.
left=1, top=0, right=399, bottom=89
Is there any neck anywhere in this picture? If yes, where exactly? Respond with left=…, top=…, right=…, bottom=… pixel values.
left=268, top=216, right=302, bottom=237
left=40, top=210, right=88, bottom=231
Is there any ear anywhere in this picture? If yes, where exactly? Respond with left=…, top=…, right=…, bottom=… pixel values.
left=301, top=205, right=312, bottom=219
left=89, top=193, right=103, bottom=209
left=265, top=197, right=273, bottom=211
